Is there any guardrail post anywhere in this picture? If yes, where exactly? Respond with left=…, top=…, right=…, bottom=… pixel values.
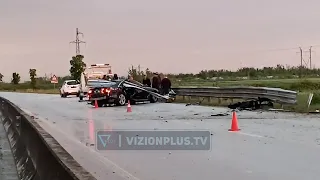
left=218, top=98, right=221, bottom=104
left=207, top=97, right=211, bottom=103
left=182, top=96, right=185, bottom=101
left=16, top=115, right=21, bottom=135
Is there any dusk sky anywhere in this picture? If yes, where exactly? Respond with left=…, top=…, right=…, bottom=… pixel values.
left=2, top=0, right=320, bottom=81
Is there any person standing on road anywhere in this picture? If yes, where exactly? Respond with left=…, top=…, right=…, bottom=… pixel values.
left=158, top=73, right=164, bottom=94
left=152, top=73, right=160, bottom=90
left=113, top=74, right=118, bottom=80
left=142, top=75, right=151, bottom=87
left=127, top=75, right=134, bottom=83
left=161, top=76, right=171, bottom=95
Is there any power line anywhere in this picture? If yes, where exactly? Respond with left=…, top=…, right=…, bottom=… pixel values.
left=296, top=47, right=303, bottom=78
left=69, top=28, right=86, bottom=55
left=300, top=46, right=315, bottom=69
left=243, top=44, right=320, bottom=54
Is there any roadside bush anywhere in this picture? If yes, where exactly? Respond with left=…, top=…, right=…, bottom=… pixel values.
left=0, top=82, right=62, bottom=91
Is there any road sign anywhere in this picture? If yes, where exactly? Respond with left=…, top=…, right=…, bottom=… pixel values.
left=51, top=75, right=58, bottom=84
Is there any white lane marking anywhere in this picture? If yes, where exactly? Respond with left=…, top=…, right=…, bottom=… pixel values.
left=21, top=108, right=141, bottom=180
left=235, top=132, right=264, bottom=138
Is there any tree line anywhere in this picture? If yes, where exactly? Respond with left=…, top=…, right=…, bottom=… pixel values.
left=0, top=55, right=85, bottom=90
left=128, top=64, right=320, bottom=81
left=167, top=64, right=320, bottom=80
left=1, top=56, right=320, bottom=90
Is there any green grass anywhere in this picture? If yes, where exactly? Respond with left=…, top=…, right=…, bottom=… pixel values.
left=1, top=89, right=60, bottom=94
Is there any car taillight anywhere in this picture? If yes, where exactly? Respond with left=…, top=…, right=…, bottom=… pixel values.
left=101, top=88, right=111, bottom=94
left=88, top=90, right=92, bottom=94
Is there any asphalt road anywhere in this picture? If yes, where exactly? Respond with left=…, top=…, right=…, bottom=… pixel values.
left=0, top=92, right=320, bottom=180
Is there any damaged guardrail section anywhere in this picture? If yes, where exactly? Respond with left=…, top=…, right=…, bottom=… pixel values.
left=172, top=87, right=297, bottom=104
left=0, top=97, right=96, bottom=180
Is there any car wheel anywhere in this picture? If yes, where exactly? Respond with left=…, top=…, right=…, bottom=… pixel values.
left=149, top=95, right=158, bottom=103
left=116, top=94, right=126, bottom=106
left=76, top=92, right=80, bottom=97
left=61, top=92, right=67, bottom=98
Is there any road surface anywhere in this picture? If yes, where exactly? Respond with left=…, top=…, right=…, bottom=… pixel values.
left=0, top=92, right=320, bottom=180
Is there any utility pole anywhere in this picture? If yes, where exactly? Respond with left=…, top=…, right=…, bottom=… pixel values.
left=299, top=47, right=303, bottom=78
left=309, top=46, right=312, bottom=69
left=70, top=28, right=86, bottom=55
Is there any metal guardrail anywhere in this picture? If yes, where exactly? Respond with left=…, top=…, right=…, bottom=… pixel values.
left=172, top=87, right=297, bottom=104
left=0, top=97, right=96, bottom=180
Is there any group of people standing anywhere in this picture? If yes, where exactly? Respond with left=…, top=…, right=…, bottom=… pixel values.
left=102, top=74, right=118, bottom=80
left=101, top=72, right=171, bottom=95
left=142, top=73, right=171, bottom=95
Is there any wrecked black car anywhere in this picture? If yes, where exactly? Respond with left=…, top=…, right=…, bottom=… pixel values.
left=88, top=79, right=175, bottom=107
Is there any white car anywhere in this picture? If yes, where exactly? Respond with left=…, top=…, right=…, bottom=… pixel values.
left=60, top=80, right=80, bottom=98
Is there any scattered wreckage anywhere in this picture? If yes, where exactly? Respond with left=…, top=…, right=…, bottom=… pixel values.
left=174, top=87, right=298, bottom=111
left=82, top=77, right=297, bottom=112
left=184, top=96, right=274, bottom=111
left=227, top=97, right=274, bottom=111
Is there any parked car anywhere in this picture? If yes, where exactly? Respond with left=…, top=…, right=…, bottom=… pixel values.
left=60, top=80, right=80, bottom=98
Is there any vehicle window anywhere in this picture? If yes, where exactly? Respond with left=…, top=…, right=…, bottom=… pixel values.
left=88, top=80, right=107, bottom=86
left=87, top=82, right=97, bottom=86
left=129, top=80, right=143, bottom=86
left=100, top=82, right=119, bottom=87
left=88, top=81, right=119, bottom=87
left=66, top=81, right=78, bottom=85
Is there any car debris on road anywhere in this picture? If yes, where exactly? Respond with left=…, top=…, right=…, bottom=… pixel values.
left=228, top=98, right=274, bottom=111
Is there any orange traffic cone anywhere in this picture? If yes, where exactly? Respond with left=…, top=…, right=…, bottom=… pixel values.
left=229, top=111, right=240, bottom=131
left=127, top=100, right=132, bottom=112
left=94, top=100, right=98, bottom=108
